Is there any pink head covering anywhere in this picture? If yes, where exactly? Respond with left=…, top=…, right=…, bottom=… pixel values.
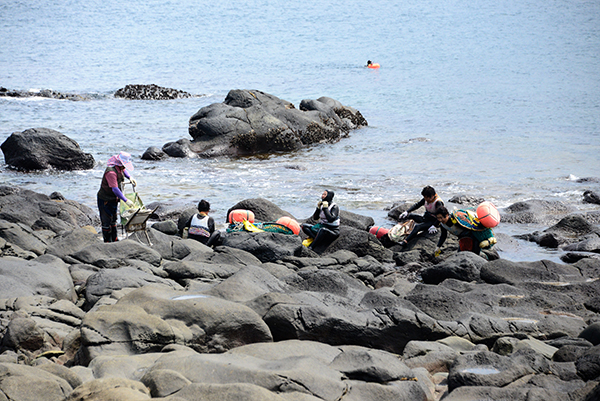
left=107, top=151, right=134, bottom=172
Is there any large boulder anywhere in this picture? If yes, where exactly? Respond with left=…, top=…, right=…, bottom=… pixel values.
left=1, top=128, right=95, bottom=171
left=321, top=226, right=394, bottom=262
left=221, top=231, right=304, bottom=263
left=421, top=252, right=489, bottom=284
left=0, top=186, right=98, bottom=233
left=79, top=286, right=273, bottom=364
left=71, top=239, right=163, bottom=268
left=186, top=90, right=367, bottom=157
left=517, top=214, right=600, bottom=249
left=226, top=198, right=295, bottom=223
left=502, top=199, right=573, bottom=225
left=0, top=363, right=74, bottom=401
left=0, top=255, right=76, bottom=301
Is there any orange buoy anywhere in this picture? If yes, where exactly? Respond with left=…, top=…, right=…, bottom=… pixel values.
left=367, top=63, right=380, bottom=69
left=369, top=226, right=389, bottom=239
left=276, top=216, right=301, bottom=235
left=228, top=209, right=255, bottom=224
left=476, top=201, right=500, bottom=228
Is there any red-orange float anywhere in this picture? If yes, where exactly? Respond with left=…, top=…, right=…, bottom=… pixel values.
left=228, top=209, right=255, bottom=224
left=276, top=216, right=301, bottom=235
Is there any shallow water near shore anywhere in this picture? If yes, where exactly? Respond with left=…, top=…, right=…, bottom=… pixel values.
left=2, top=0, right=599, bottom=263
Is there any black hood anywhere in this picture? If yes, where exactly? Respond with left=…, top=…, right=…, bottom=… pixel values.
left=324, top=190, right=335, bottom=203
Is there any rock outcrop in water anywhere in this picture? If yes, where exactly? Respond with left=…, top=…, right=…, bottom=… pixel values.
left=114, top=84, right=194, bottom=100
left=143, top=90, right=368, bottom=159
left=1, top=128, right=95, bottom=171
left=0, top=87, right=88, bottom=101
left=1, top=185, right=600, bottom=400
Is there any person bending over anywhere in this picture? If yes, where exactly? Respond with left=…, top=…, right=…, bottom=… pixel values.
left=435, top=206, right=482, bottom=256
left=398, top=185, right=444, bottom=247
left=97, top=151, right=136, bottom=243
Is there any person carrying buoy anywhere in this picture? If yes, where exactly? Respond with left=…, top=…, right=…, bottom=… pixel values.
left=183, top=199, right=222, bottom=247
left=398, top=185, right=445, bottom=248
left=97, top=151, right=136, bottom=242
left=434, top=206, right=497, bottom=258
left=366, top=60, right=380, bottom=69
left=301, top=190, right=340, bottom=251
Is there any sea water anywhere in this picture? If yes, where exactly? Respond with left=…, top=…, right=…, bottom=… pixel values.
left=1, top=0, right=599, bottom=262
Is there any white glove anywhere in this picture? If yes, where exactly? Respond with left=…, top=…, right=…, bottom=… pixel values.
left=321, top=201, right=329, bottom=208
left=317, top=201, right=323, bottom=208
left=400, top=211, right=408, bottom=219
left=130, top=178, right=137, bottom=187
left=428, top=225, right=438, bottom=234
left=434, top=247, right=442, bottom=257
left=125, top=199, right=134, bottom=208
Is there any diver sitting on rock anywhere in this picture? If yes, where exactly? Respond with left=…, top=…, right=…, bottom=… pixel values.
left=302, top=190, right=340, bottom=252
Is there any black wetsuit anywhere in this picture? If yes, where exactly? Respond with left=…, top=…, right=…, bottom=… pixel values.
left=403, top=196, right=444, bottom=243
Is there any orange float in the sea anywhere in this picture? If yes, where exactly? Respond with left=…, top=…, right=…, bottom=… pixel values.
left=228, top=209, right=255, bottom=224
left=366, top=60, right=380, bottom=69
left=276, top=216, right=301, bottom=235
left=476, top=201, right=500, bottom=228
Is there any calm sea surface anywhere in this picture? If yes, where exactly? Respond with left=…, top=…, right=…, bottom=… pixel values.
left=1, top=0, right=599, bottom=261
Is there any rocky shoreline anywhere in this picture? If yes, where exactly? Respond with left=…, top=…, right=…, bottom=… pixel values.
left=1, top=183, right=600, bottom=400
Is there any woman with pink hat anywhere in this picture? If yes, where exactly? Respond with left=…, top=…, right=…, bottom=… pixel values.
left=97, top=151, right=136, bottom=242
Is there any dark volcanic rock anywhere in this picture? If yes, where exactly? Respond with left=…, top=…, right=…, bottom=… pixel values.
left=162, top=138, right=195, bottom=158
left=516, top=214, right=600, bottom=249
left=1, top=128, right=95, bottom=171
left=187, top=89, right=367, bottom=157
left=0, top=87, right=87, bottom=100
left=583, top=190, right=600, bottom=205
left=226, top=198, right=295, bottom=223
left=502, top=199, right=572, bottom=225
left=141, top=146, right=167, bottom=160
left=0, top=185, right=97, bottom=233
left=114, top=84, right=193, bottom=100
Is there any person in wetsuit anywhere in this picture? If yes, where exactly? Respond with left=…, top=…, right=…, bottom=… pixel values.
left=435, top=205, right=480, bottom=256
left=183, top=199, right=222, bottom=247
left=302, top=190, right=340, bottom=251
left=97, top=151, right=136, bottom=243
left=398, top=185, right=444, bottom=247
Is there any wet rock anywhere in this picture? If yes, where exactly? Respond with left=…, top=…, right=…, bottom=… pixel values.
left=502, top=199, right=572, bottom=225
left=162, top=138, right=195, bottom=158
left=447, top=194, right=486, bottom=207
left=0, top=87, right=87, bottom=100
left=583, top=190, right=600, bottom=205
left=187, top=89, right=367, bottom=157
left=1, top=128, right=95, bottom=171
left=114, top=84, right=193, bottom=100
left=141, top=146, right=167, bottom=160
